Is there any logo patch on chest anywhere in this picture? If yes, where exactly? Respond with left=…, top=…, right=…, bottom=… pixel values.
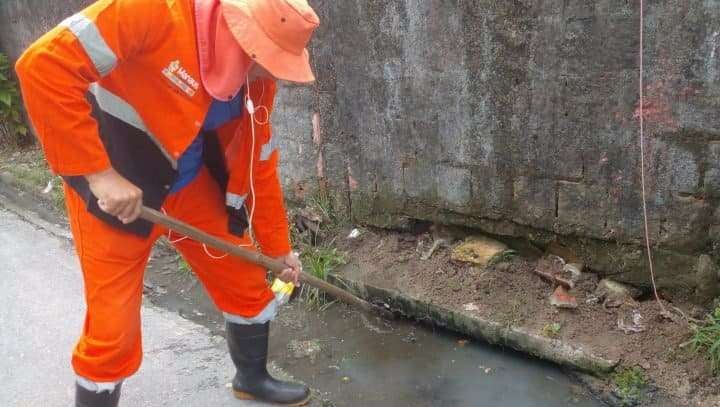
left=162, top=60, right=200, bottom=97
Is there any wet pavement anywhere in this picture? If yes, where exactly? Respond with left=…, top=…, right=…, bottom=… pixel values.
left=146, top=249, right=603, bottom=407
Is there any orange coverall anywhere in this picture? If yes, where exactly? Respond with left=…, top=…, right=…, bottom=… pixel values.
left=15, top=0, right=291, bottom=383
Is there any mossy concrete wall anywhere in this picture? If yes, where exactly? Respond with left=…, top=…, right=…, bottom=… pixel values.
left=272, top=1, right=720, bottom=300
left=3, top=0, right=720, bottom=299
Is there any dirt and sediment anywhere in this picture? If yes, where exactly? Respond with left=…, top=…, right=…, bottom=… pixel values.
left=331, top=225, right=720, bottom=406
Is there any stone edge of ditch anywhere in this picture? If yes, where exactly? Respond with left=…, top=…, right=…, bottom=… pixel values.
left=327, top=274, right=619, bottom=377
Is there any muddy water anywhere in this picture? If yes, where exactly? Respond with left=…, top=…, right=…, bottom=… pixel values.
left=145, top=250, right=602, bottom=406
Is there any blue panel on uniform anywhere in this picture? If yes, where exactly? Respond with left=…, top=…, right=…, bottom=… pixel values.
left=169, top=93, right=245, bottom=193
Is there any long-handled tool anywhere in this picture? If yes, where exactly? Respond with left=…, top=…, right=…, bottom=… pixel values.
left=140, top=206, right=393, bottom=319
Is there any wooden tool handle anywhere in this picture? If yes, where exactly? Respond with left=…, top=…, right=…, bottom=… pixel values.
left=140, top=206, right=392, bottom=318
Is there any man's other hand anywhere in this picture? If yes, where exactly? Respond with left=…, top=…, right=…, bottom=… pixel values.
left=274, top=252, right=302, bottom=285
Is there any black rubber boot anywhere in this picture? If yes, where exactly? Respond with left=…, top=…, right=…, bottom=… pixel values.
left=226, top=322, right=310, bottom=406
left=75, top=382, right=122, bottom=407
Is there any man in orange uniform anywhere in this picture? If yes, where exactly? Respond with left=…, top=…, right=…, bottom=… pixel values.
left=15, top=0, right=319, bottom=405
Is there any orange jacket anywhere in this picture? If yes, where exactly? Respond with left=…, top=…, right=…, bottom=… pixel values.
left=15, top=0, right=291, bottom=256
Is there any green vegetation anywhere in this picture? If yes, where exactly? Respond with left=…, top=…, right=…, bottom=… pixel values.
left=177, top=256, right=192, bottom=274
left=0, top=53, right=29, bottom=144
left=0, top=148, right=64, bottom=210
left=306, top=184, right=347, bottom=227
left=488, top=249, right=517, bottom=266
left=298, top=246, right=346, bottom=310
left=689, top=305, right=720, bottom=374
left=291, top=186, right=349, bottom=310
left=542, top=322, right=561, bottom=338
left=611, top=367, right=647, bottom=406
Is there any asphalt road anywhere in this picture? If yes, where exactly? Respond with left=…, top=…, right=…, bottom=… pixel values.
left=0, top=207, right=275, bottom=406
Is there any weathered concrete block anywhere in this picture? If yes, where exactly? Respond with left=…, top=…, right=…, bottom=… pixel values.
left=403, top=159, right=436, bottom=201
left=436, top=165, right=471, bottom=208
left=654, top=196, right=711, bottom=251
left=470, top=166, right=511, bottom=220
left=556, top=181, right=608, bottom=238
left=513, top=177, right=555, bottom=229
left=704, top=168, right=720, bottom=198
left=649, top=139, right=701, bottom=199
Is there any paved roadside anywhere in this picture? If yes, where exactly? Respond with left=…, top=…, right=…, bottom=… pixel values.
left=0, top=207, right=270, bottom=406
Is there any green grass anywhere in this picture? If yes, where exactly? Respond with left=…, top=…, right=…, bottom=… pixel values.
left=689, top=305, right=720, bottom=374
left=177, top=256, right=192, bottom=274
left=488, top=249, right=518, bottom=266
left=289, top=184, right=352, bottom=311
left=542, top=322, right=562, bottom=338
left=0, top=53, right=30, bottom=145
left=1, top=148, right=65, bottom=210
left=612, top=367, right=647, bottom=406
left=299, top=246, right=346, bottom=310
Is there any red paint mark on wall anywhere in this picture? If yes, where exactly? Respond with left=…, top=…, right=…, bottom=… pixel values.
left=632, top=82, right=678, bottom=130
left=312, top=113, right=322, bottom=146
left=347, top=165, right=359, bottom=191
left=316, top=151, right=325, bottom=178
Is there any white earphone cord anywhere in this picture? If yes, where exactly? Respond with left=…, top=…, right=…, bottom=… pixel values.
left=166, top=76, right=265, bottom=260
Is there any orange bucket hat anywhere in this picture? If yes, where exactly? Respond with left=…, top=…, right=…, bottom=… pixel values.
left=220, top=0, right=320, bottom=83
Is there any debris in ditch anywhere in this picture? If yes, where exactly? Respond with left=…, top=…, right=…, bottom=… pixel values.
left=617, top=309, right=646, bottom=334
left=564, top=263, right=584, bottom=283
left=457, top=339, right=469, bottom=347
left=478, top=365, right=493, bottom=374
left=534, top=256, right=575, bottom=289
left=294, top=206, right=323, bottom=238
left=450, top=236, right=508, bottom=267
left=585, top=295, right=601, bottom=305
left=542, top=322, right=562, bottom=338
left=402, top=331, right=418, bottom=343
left=41, top=179, right=54, bottom=194
left=347, top=228, right=361, bottom=239
left=549, top=286, right=578, bottom=309
left=595, top=279, right=641, bottom=308
left=463, top=302, right=480, bottom=312
left=420, top=227, right=459, bottom=260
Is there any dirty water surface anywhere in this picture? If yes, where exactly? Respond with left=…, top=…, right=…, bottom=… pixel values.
left=145, top=247, right=602, bottom=407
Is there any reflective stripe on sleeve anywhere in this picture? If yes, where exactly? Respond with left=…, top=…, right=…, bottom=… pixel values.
left=60, top=13, right=118, bottom=77
left=260, top=142, right=274, bottom=161
left=226, top=192, right=248, bottom=210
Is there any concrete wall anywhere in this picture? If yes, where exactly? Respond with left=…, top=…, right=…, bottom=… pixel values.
left=273, top=0, right=720, bottom=298
left=3, top=1, right=720, bottom=299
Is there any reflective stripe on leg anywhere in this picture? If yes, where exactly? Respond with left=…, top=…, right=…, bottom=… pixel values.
left=224, top=299, right=278, bottom=325
left=76, top=376, right=122, bottom=394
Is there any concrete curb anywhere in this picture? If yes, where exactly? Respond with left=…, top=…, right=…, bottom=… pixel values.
left=0, top=171, right=71, bottom=240
left=0, top=171, right=618, bottom=377
left=327, top=274, right=619, bottom=376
